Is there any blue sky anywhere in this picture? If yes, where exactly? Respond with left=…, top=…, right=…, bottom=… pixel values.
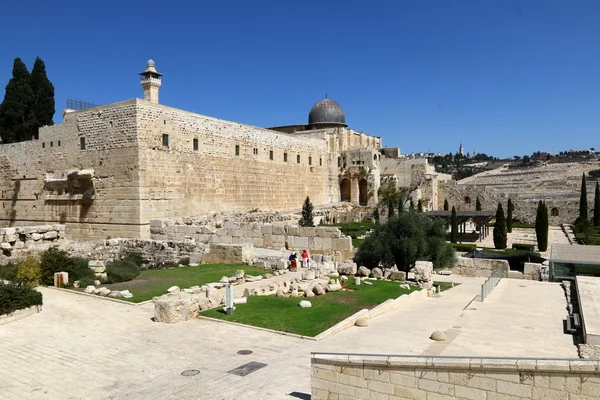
left=1, top=0, right=599, bottom=158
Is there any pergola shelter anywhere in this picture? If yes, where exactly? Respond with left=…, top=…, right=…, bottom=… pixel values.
left=549, top=244, right=600, bottom=282
left=423, top=210, right=495, bottom=242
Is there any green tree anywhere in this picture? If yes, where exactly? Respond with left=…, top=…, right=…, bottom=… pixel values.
left=507, top=198, right=513, bottom=233
left=475, top=197, right=481, bottom=211
left=17, top=256, right=41, bottom=288
left=373, top=207, right=380, bottom=224
left=493, top=202, right=507, bottom=249
left=580, top=173, right=588, bottom=220
left=535, top=201, right=549, bottom=251
left=450, top=206, right=458, bottom=244
left=354, top=212, right=455, bottom=272
left=30, top=57, right=55, bottom=129
left=387, top=199, right=394, bottom=218
left=417, top=199, right=423, bottom=213
left=594, top=182, right=600, bottom=227
left=398, top=197, right=404, bottom=215
left=0, top=58, right=36, bottom=143
left=409, top=199, right=415, bottom=212
left=443, top=198, right=449, bottom=211
left=299, top=196, right=314, bottom=227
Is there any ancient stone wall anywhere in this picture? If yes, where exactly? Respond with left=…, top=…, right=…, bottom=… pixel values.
left=202, top=243, right=254, bottom=265
left=453, top=257, right=510, bottom=278
left=0, top=224, right=65, bottom=259
left=312, top=354, right=600, bottom=400
left=150, top=220, right=353, bottom=260
left=135, top=100, right=331, bottom=229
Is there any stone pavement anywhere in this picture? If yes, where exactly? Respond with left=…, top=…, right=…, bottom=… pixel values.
left=0, top=275, right=577, bottom=399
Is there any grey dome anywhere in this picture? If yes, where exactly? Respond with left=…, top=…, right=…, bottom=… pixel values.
left=308, top=98, right=346, bottom=126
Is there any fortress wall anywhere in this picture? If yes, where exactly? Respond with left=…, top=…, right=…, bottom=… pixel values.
left=135, top=101, right=331, bottom=228
left=0, top=100, right=144, bottom=240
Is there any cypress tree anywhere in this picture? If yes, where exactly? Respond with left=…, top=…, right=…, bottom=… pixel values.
left=450, top=206, right=458, bottom=244
left=594, top=182, right=600, bottom=227
left=397, top=197, right=404, bottom=214
left=373, top=207, right=380, bottom=224
left=475, top=197, right=482, bottom=211
left=417, top=199, right=423, bottom=213
left=409, top=199, right=415, bottom=212
left=0, top=58, right=36, bottom=143
left=493, top=202, right=507, bottom=249
left=30, top=57, right=55, bottom=129
left=299, top=196, right=314, bottom=227
left=507, top=198, right=513, bottom=233
left=536, top=201, right=549, bottom=251
left=580, top=173, right=588, bottom=220
left=387, top=199, right=394, bottom=218
left=443, top=198, right=449, bottom=211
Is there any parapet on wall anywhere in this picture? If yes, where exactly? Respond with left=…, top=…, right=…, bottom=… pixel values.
left=312, top=354, right=600, bottom=400
left=150, top=220, right=353, bottom=260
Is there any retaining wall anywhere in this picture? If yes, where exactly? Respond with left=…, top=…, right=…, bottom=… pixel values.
left=312, top=354, right=600, bottom=400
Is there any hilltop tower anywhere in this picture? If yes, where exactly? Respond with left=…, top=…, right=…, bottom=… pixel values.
left=139, top=59, right=162, bottom=104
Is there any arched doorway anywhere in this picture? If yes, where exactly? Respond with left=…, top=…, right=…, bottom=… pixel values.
left=359, top=179, right=368, bottom=206
left=464, top=196, right=471, bottom=204
left=551, top=207, right=559, bottom=217
left=340, top=179, right=351, bottom=202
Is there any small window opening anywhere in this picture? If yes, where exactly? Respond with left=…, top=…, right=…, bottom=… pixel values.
left=297, top=154, right=300, bottom=164
left=193, top=138, right=198, bottom=151
left=309, top=156, right=312, bottom=165
left=284, top=152, right=288, bottom=162
left=235, top=145, right=240, bottom=156
left=42, top=142, right=45, bottom=148
left=319, top=158, right=322, bottom=166
left=58, top=140, right=61, bottom=147
left=50, top=141, right=53, bottom=147
left=269, top=150, right=273, bottom=160
left=162, top=134, right=169, bottom=148
left=80, top=137, right=86, bottom=150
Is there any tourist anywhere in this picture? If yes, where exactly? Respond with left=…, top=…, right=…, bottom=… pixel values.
left=288, top=252, right=298, bottom=271
left=301, top=249, right=310, bottom=269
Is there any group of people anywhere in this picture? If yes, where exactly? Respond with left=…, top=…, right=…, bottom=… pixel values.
left=288, top=249, right=309, bottom=271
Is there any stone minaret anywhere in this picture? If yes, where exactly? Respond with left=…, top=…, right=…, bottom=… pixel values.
left=139, top=59, right=162, bottom=104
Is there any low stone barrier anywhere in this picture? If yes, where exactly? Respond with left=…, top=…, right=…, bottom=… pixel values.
left=311, top=353, right=600, bottom=400
left=0, top=305, right=41, bottom=326
left=453, top=257, right=509, bottom=278
left=202, top=243, right=254, bottom=265
left=0, top=225, right=65, bottom=256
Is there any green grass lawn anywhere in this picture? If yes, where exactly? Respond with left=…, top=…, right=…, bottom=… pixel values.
left=99, top=264, right=267, bottom=303
left=433, top=281, right=460, bottom=292
left=202, top=280, right=419, bottom=337
left=331, top=221, right=374, bottom=238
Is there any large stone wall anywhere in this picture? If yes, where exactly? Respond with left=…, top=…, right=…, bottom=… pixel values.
left=150, top=220, right=353, bottom=260
left=312, top=354, right=600, bottom=400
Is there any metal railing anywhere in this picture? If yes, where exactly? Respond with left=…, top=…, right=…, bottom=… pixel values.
left=66, top=99, right=99, bottom=111
left=480, top=268, right=507, bottom=301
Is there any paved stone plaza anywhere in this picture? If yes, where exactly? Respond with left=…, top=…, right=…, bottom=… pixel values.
left=0, top=276, right=577, bottom=399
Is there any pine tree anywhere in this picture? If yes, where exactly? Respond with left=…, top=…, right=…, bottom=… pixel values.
left=387, top=199, right=394, bottom=218
left=417, top=199, right=423, bottom=213
left=373, top=207, right=380, bottom=224
left=30, top=57, right=55, bottom=129
left=580, top=173, right=588, bottom=220
left=0, top=58, right=36, bottom=143
left=507, top=198, right=513, bottom=233
left=594, top=182, right=600, bottom=227
left=450, top=206, right=458, bottom=244
left=536, top=201, right=549, bottom=251
left=443, top=198, right=449, bottom=211
left=397, top=197, right=404, bottom=214
left=475, top=197, right=481, bottom=211
left=299, top=196, right=314, bottom=227
left=409, top=199, right=415, bottom=212
left=493, top=202, right=507, bottom=249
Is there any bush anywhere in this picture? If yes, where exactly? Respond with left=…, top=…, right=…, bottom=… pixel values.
left=122, top=252, right=144, bottom=266
left=452, top=243, right=477, bottom=252
left=16, top=256, right=41, bottom=288
left=512, top=243, right=535, bottom=251
left=77, top=276, right=95, bottom=288
left=106, top=260, right=140, bottom=283
left=0, top=283, right=43, bottom=315
left=0, top=261, right=18, bottom=282
left=39, top=247, right=71, bottom=285
left=62, top=257, right=94, bottom=284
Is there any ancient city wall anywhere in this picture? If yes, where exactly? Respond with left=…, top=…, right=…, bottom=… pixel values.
left=149, top=220, right=353, bottom=260
left=0, top=100, right=144, bottom=240
left=312, top=354, right=600, bottom=400
left=134, top=100, right=332, bottom=227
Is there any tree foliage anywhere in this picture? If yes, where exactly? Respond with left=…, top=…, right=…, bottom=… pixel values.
left=507, top=198, right=513, bottom=233
left=450, top=206, right=458, bottom=244
left=535, top=201, right=549, bottom=251
left=387, top=199, right=394, bottom=218
left=16, top=256, right=42, bottom=288
left=417, top=199, right=423, bottom=213
left=493, top=202, right=507, bottom=249
left=409, top=199, right=415, bottom=212
left=580, top=173, right=588, bottom=220
left=299, top=196, right=314, bottom=227
left=0, top=57, right=54, bottom=143
left=594, top=182, right=600, bottom=227
left=354, top=212, right=455, bottom=272
left=475, top=197, right=481, bottom=211
left=373, top=207, right=380, bottom=224
left=443, top=198, right=449, bottom=211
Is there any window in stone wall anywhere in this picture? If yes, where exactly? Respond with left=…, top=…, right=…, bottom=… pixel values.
left=109, top=121, right=113, bottom=128
left=162, top=134, right=169, bottom=148
left=338, top=156, right=341, bottom=167
left=50, top=141, right=53, bottom=147
left=309, top=156, right=312, bottom=165
left=464, top=196, right=471, bottom=204
left=235, top=145, right=240, bottom=156
left=80, top=137, right=86, bottom=150
left=297, top=154, right=300, bottom=164
left=193, top=138, right=198, bottom=151
left=551, top=207, right=559, bottom=217
left=284, top=152, right=288, bottom=162
left=42, top=142, right=45, bottom=148
left=320, top=157, right=322, bottom=166
left=253, top=148, right=258, bottom=155
left=58, top=140, right=61, bottom=147
left=269, top=150, right=273, bottom=160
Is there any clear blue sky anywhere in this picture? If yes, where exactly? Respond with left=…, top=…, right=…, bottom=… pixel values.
left=1, top=0, right=599, bottom=158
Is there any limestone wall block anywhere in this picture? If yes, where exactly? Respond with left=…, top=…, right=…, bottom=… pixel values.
left=333, top=237, right=352, bottom=251
left=286, top=226, right=299, bottom=236
left=272, top=226, right=286, bottom=235
left=262, top=225, right=273, bottom=235
left=252, top=238, right=264, bottom=248
left=6, top=234, right=18, bottom=243
left=295, top=236, right=309, bottom=249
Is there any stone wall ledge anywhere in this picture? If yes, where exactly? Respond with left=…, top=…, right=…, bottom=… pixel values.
left=0, top=305, right=41, bottom=326
left=311, top=354, right=600, bottom=374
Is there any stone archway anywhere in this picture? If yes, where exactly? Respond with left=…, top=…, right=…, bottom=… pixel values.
left=359, top=178, right=368, bottom=206
left=340, top=179, right=351, bottom=202
left=551, top=207, right=559, bottom=217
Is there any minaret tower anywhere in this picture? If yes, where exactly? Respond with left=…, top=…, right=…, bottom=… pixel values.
left=139, top=59, right=162, bottom=104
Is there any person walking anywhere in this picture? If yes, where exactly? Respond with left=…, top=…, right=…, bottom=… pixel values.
left=301, top=249, right=310, bottom=269
left=288, top=252, right=298, bottom=271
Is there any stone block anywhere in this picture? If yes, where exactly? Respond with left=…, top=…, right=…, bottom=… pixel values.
left=43, top=231, right=58, bottom=240
left=295, top=236, right=309, bottom=249
left=333, top=237, right=352, bottom=251
left=496, top=380, right=533, bottom=397
left=31, top=233, right=43, bottom=241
